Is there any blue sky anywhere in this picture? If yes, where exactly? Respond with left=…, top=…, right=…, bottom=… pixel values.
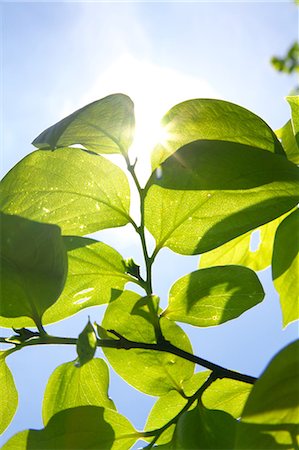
left=1, top=1, right=298, bottom=448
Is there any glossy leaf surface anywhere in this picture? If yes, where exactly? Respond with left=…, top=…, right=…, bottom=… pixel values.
left=272, top=209, right=299, bottom=327
left=236, top=340, right=299, bottom=448
left=145, top=140, right=299, bottom=255
left=32, top=94, right=135, bottom=155
left=0, top=213, right=67, bottom=324
left=2, top=406, right=137, bottom=450
left=101, top=291, right=194, bottom=395
left=199, top=216, right=283, bottom=272
left=42, top=358, right=115, bottom=425
left=0, top=147, right=131, bottom=236
left=151, top=98, right=284, bottom=170
left=276, top=120, right=299, bottom=164
left=0, top=353, right=18, bottom=435
left=163, top=266, right=264, bottom=327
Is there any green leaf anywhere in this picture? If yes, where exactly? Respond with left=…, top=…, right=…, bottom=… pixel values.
left=2, top=406, right=137, bottom=450
left=236, top=340, right=299, bottom=448
left=286, top=95, right=299, bottom=147
left=170, top=404, right=237, bottom=449
left=151, top=98, right=284, bottom=170
left=144, top=372, right=209, bottom=445
left=272, top=209, right=299, bottom=327
left=0, top=213, right=67, bottom=325
left=163, top=266, right=264, bottom=327
left=42, top=358, right=115, bottom=425
left=101, top=291, right=194, bottom=396
left=0, top=147, right=131, bottom=236
left=32, top=94, right=135, bottom=155
left=145, top=140, right=299, bottom=255
left=76, top=319, right=97, bottom=367
left=276, top=120, right=299, bottom=164
left=0, top=352, right=18, bottom=434
left=199, top=216, right=283, bottom=272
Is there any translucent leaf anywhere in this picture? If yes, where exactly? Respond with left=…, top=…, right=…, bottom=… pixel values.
left=32, top=94, right=135, bottom=155
left=101, top=291, right=194, bottom=396
left=0, top=353, right=18, bottom=434
left=0, top=213, right=67, bottom=325
left=163, top=266, right=264, bottom=327
left=151, top=98, right=284, bottom=170
left=2, top=406, right=137, bottom=450
left=236, top=340, right=299, bottom=448
left=286, top=95, right=299, bottom=148
left=43, top=358, right=115, bottom=425
left=0, top=237, right=130, bottom=328
left=75, top=319, right=97, bottom=367
left=199, top=216, right=283, bottom=272
left=145, top=140, right=299, bottom=255
left=0, top=147, right=131, bottom=236
left=276, top=120, right=299, bottom=164
left=272, top=209, right=299, bottom=327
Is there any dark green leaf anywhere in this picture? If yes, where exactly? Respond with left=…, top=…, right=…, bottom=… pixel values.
left=0, top=352, right=18, bottom=434
left=32, top=94, right=135, bottom=155
left=43, top=358, right=115, bottom=425
left=272, top=209, right=299, bottom=327
left=0, top=147, right=131, bottom=236
left=76, top=319, right=97, bottom=367
left=0, top=213, right=67, bottom=325
left=145, top=141, right=299, bottom=255
left=101, top=291, right=194, bottom=395
left=163, top=266, right=264, bottom=327
left=151, top=98, right=284, bottom=170
left=2, top=406, right=137, bottom=450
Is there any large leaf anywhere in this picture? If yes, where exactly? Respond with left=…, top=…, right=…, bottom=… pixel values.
left=272, top=209, right=299, bottom=327
left=162, top=266, right=264, bottom=327
left=145, top=140, right=299, bottom=255
left=32, top=94, right=135, bottom=155
left=151, top=98, right=284, bottom=170
left=0, top=236, right=130, bottom=328
left=0, top=213, right=67, bottom=325
left=2, top=406, right=138, bottom=450
left=276, top=120, right=299, bottom=164
left=286, top=95, right=299, bottom=148
left=236, top=340, right=299, bottom=449
left=0, top=353, right=18, bottom=435
left=199, top=216, right=283, bottom=272
left=101, top=291, right=194, bottom=396
left=43, top=358, right=115, bottom=425
left=0, top=147, right=131, bottom=236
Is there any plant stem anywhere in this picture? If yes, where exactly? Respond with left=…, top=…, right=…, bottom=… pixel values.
left=0, top=334, right=257, bottom=385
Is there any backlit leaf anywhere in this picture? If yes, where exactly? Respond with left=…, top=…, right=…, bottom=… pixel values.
left=101, top=291, right=194, bottom=396
left=32, top=94, right=135, bottom=155
left=286, top=95, right=299, bottom=147
left=0, top=213, right=67, bottom=325
left=0, top=147, right=131, bottom=236
left=76, top=319, right=97, bottom=367
left=151, top=98, right=284, bottom=170
left=272, top=209, right=299, bottom=327
left=2, top=406, right=137, bottom=450
left=163, top=266, right=264, bottom=327
left=0, top=353, right=18, bottom=434
left=145, top=140, right=299, bottom=255
left=276, top=120, right=299, bottom=164
left=42, top=358, right=115, bottom=425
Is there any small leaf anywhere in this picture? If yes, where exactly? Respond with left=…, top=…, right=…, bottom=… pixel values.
left=102, top=291, right=194, bottom=396
left=272, top=209, right=299, bottom=327
left=286, top=95, right=299, bottom=147
left=0, top=213, right=67, bottom=325
left=163, top=266, right=264, bottom=327
left=151, top=98, right=284, bottom=170
left=2, top=406, right=137, bottom=450
left=0, top=147, right=131, bottom=236
left=236, top=340, right=299, bottom=448
left=43, top=358, right=115, bottom=425
left=32, top=94, right=135, bottom=155
left=145, top=140, right=299, bottom=255
left=0, top=352, right=18, bottom=434
left=276, top=120, right=299, bottom=164
left=75, top=319, right=97, bottom=367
